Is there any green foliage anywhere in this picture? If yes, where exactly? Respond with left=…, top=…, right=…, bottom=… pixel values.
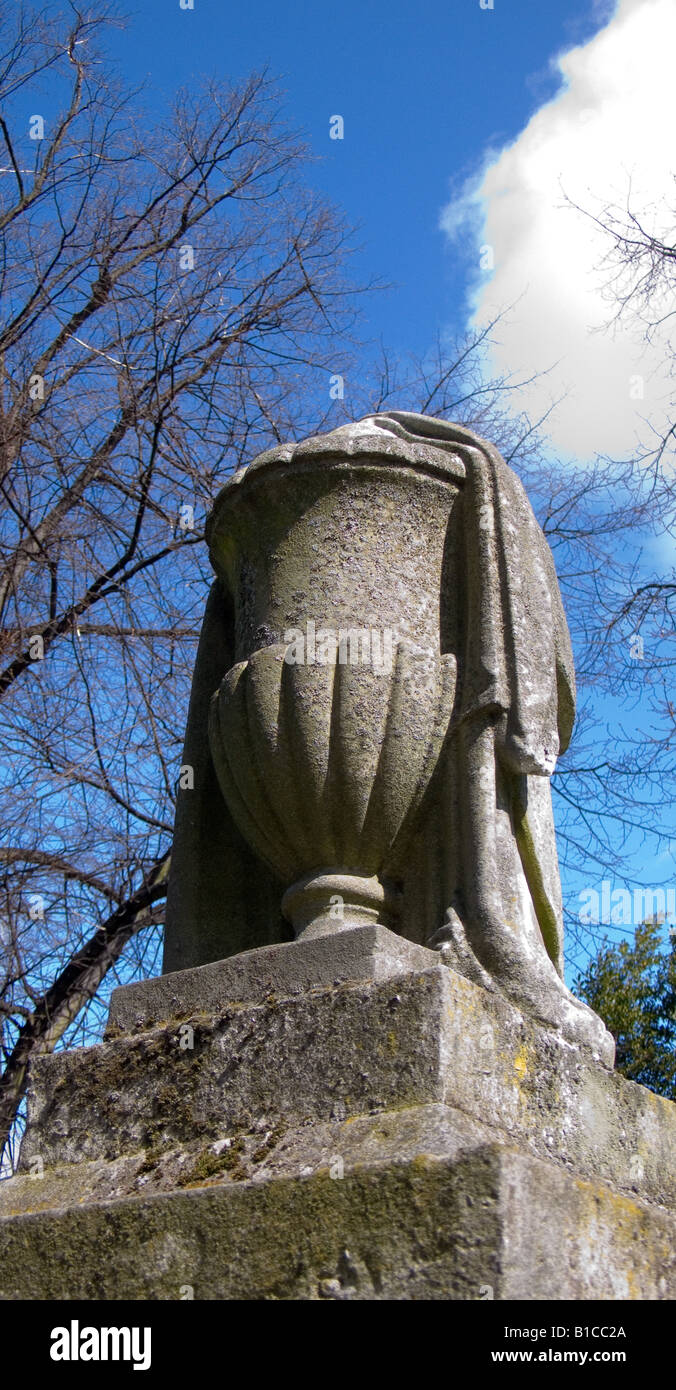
left=576, top=919, right=676, bottom=1099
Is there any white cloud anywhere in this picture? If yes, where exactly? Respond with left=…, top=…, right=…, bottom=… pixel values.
left=441, top=0, right=675, bottom=459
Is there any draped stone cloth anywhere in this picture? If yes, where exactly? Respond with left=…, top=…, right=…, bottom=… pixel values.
left=163, top=412, right=612, bottom=1059
left=362, top=414, right=581, bottom=1030
left=367, top=412, right=576, bottom=774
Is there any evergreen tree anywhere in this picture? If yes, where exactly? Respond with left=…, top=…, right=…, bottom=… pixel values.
left=576, top=919, right=676, bottom=1099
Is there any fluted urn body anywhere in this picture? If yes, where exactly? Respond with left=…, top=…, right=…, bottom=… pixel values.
left=206, top=423, right=464, bottom=939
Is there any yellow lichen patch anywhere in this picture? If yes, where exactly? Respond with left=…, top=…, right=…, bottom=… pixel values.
left=512, top=1045, right=529, bottom=1084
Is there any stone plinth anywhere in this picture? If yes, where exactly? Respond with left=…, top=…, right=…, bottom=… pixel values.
left=1, top=928, right=675, bottom=1300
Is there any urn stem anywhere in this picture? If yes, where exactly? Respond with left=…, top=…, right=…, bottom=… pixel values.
left=282, top=870, right=399, bottom=940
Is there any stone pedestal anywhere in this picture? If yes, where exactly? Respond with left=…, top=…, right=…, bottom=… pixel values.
left=1, top=928, right=675, bottom=1300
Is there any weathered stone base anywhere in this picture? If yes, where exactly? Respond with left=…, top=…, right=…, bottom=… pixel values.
left=2, top=1142, right=675, bottom=1301
left=1, top=928, right=675, bottom=1300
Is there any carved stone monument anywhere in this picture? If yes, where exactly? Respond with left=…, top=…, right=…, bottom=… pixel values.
left=165, top=412, right=612, bottom=1056
left=1, top=413, right=675, bottom=1301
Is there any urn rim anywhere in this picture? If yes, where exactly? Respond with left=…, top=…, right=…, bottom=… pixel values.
left=206, top=419, right=467, bottom=557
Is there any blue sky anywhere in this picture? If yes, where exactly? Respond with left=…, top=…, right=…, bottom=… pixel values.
left=64, top=0, right=664, bottom=959
left=102, top=0, right=676, bottom=942
left=103, top=0, right=676, bottom=460
left=108, top=0, right=614, bottom=360
left=2, top=0, right=672, bottom=1144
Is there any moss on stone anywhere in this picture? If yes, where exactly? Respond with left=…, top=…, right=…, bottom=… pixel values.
left=177, top=1139, right=248, bottom=1187
left=251, top=1120, right=287, bottom=1164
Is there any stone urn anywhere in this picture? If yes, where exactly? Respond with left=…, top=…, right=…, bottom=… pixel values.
left=206, top=421, right=464, bottom=939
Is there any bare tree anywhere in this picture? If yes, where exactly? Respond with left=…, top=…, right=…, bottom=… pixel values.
left=0, top=2, right=365, bottom=1165
left=567, top=185, right=676, bottom=766
left=2, top=6, right=672, bottom=1171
